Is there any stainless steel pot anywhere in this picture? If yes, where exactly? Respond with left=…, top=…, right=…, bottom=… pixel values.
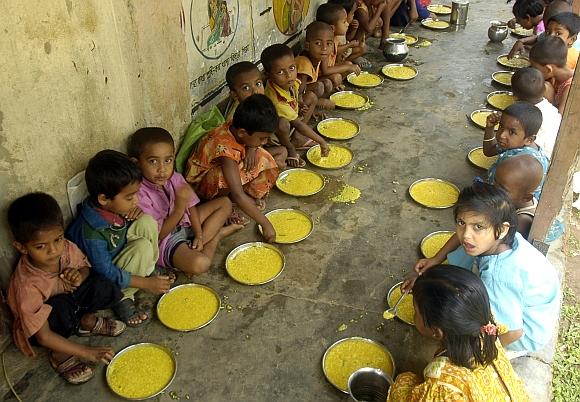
left=450, top=0, right=469, bottom=25
left=488, top=20, right=509, bottom=42
left=382, top=38, right=409, bottom=62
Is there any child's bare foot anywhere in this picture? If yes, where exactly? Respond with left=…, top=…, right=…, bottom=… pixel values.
left=227, top=207, right=250, bottom=225
left=317, top=98, right=335, bottom=110
left=218, top=223, right=244, bottom=238
left=255, top=198, right=266, bottom=211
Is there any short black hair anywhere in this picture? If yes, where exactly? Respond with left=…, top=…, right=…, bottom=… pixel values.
left=549, top=12, right=580, bottom=35
left=413, top=265, right=499, bottom=369
left=328, top=0, right=355, bottom=12
left=260, top=44, right=294, bottom=73
left=316, top=3, right=346, bottom=25
left=530, top=35, right=568, bottom=67
left=512, top=0, right=545, bottom=19
left=454, top=181, right=517, bottom=247
left=305, top=21, right=334, bottom=41
left=8, top=192, right=64, bottom=243
left=543, top=0, right=572, bottom=23
left=511, top=67, right=545, bottom=102
left=85, top=150, right=142, bottom=202
left=127, top=127, right=175, bottom=158
left=504, top=101, right=543, bottom=138
left=232, top=94, right=278, bottom=134
left=225, top=61, right=261, bottom=89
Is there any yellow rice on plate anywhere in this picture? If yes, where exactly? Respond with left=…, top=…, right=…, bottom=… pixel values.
left=421, top=231, right=455, bottom=258
left=264, top=209, right=313, bottom=243
left=347, top=72, right=383, bottom=87
left=307, top=144, right=353, bottom=169
left=387, top=286, right=415, bottom=325
left=330, top=92, right=367, bottom=109
left=409, top=179, right=459, bottom=208
left=382, top=65, right=417, bottom=80
left=317, top=119, right=359, bottom=140
left=388, top=33, right=418, bottom=45
left=492, top=71, right=514, bottom=86
left=427, top=4, right=452, bottom=14
left=157, top=285, right=219, bottom=331
left=107, top=344, right=175, bottom=399
left=488, top=92, right=516, bottom=110
left=497, top=55, right=530, bottom=69
left=323, top=338, right=395, bottom=392
left=276, top=169, right=325, bottom=196
left=422, top=19, right=450, bottom=29
left=468, top=147, right=498, bottom=170
left=512, top=26, right=533, bottom=37
left=226, top=244, right=284, bottom=284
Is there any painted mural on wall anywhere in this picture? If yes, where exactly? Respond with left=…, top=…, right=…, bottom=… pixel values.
left=273, top=0, right=311, bottom=35
left=182, top=0, right=255, bottom=106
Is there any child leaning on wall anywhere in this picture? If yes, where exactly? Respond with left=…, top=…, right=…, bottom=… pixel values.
left=184, top=94, right=283, bottom=243
left=67, top=150, right=172, bottom=327
left=7, top=193, right=125, bottom=385
left=261, top=44, right=330, bottom=168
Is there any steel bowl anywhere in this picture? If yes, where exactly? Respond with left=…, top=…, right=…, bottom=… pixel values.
left=306, top=144, right=354, bottom=169
left=469, top=108, right=495, bottom=129
left=381, top=64, right=418, bottom=81
left=420, top=230, right=455, bottom=258
left=322, top=337, right=396, bottom=393
left=408, top=178, right=460, bottom=209
left=491, top=70, right=514, bottom=87
left=348, top=367, right=393, bottom=402
left=316, top=117, right=360, bottom=140
left=386, top=282, right=415, bottom=326
left=275, top=168, right=326, bottom=196
left=488, top=20, right=509, bottom=42
left=329, top=91, right=369, bottom=110
left=382, top=38, right=409, bottom=62
left=106, top=343, right=177, bottom=400
left=259, top=208, right=314, bottom=244
left=346, top=71, right=384, bottom=88
left=487, top=90, right=515, bottom=110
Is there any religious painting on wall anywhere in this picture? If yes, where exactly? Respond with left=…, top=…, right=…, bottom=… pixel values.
left=272, top=0, right=311, bottom=35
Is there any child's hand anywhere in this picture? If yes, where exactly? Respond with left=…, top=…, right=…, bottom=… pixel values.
left=60, top=268, right=83, bottom=288
left=486, top=112, right=501, bottom=128
left=401, top=271, right=419, bottom=293
left=350, top=64, right=362, bottom=75
left=319, top=140, right=330, bottom=157
left=429, top=12, right=438, bottom=21
left=81, top=346, right=115, bottom=364
left=508, top=40, right=524, bottom=59
left=145, top=275, right=173, bottom=294
left=350, top=19, right=360, bottom=30
left=175, top=184, right=195, bottom=208
left=507, top=18, right=517, bottom=29
left=348, top=40, right=360, bottom=48
left=125, top=206, right=143, bottom=221
left=414, top=257, right=439, bottom=275
left=244, top=147, right=258, bottom=171
left=190, top=233, right=204, bottom=251
left=261, top=221, right=277, bottom=243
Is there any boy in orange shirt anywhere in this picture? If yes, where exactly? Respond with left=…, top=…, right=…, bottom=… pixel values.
left=546, top=12, right=579, bottom=70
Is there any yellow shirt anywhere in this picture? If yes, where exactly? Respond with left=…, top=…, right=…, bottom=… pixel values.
left=264, top=80, right=300, bottom=121
left=567, top=47, right=578, bottom=70
left=387, top=342, right=530, bottom=402
left=295, top=55, right=320, bottom=83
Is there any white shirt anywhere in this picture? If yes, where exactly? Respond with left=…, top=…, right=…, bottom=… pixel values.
left=534, top=98, right=561, bottom=159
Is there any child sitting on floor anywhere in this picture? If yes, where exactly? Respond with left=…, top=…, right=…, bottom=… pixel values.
left=511, top=67, right=561, bottom=158
left=296, top=22, right=341, bottom=99
left=530, top=35, right=574, bottom=114
left=67, top=150, right=172, bottom=327
left=482, top=102, right=549, bottom=199
left=224, top=62, right=289, bottom=170
left=7, top=193, right=124, bottom=384
left=391, top=0, right=438, bottom=29
left=494, top=155, right=544, bottom=239
left=316, top=3, right=363, bottom=82
left=511, top=0, right=546, bottom=35
left=546, top=12, right=580, bottom=70
left=185, top=94, right=282, bottom=242
left=261, top=44, right=330, bottom=167
left=407, top=182, right=560, bottom=356
left=328, top=0, right=370, bottom=66
left=128, top=127, right=242, bottom=278
left=389, top=266, right=530, bottom=401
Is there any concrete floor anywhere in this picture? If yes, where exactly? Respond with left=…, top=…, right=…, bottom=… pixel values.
left=1, top=0, right=555, bottom=400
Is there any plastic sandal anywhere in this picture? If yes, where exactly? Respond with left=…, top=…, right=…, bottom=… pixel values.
left=112, top=298, right=149, bottom=327
left=49, top=354, right=94, bottom=385
left=78, top=317, right=126, bottom=337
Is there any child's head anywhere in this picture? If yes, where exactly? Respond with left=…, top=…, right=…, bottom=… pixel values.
left=454, top=181, right=517, bottom=256
left=413, top=265, right=499, bottom=369
left=260, top=44, right=296, bottom=91
left=8, top=192, right=65, bottom=269
left=512, top=0, right=545, bottom=29
left=543, top=0, right=572, bottom=25
left=85, top=150, right=142, bottom=216
left=231, top=94, right=278, bottom=148
left=304, top=21, right=335, bottom=62
left=225, top=61, right=264, bottom=102
left=496, top=102, right=542, bottom=149
left=495, top=154, right=543, bottom=208
left=328, top=0, right=356, bottom=14
left=530, top=35, right=568, bottom=78
left=127, top=127, right=175, bottom=187
left=316, top=3, right=349, bottom=35
left=511, top=67, right=545, bottom=103
left=547, top=12, right=580, bottom=47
